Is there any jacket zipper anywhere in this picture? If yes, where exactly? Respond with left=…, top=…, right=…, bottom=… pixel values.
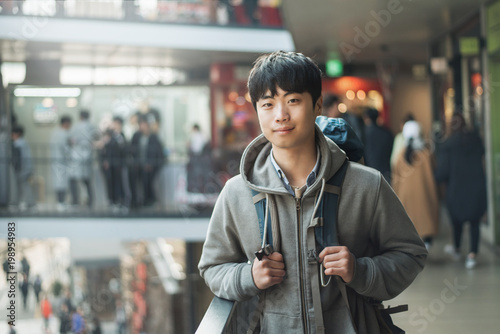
left=296, top=197, right=309, bottom=333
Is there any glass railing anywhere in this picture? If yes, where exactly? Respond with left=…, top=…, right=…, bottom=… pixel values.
left=1, top=141, right=243, bottom=217
left=0, top=0, right=284, bottom=28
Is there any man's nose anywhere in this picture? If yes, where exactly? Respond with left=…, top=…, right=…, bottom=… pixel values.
left=274, top=104, right=289, bottom=122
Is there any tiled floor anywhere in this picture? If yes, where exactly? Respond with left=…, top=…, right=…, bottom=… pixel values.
left=390, top=217, right=500, bottom=334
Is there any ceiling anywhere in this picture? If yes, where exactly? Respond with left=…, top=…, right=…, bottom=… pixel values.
left=282, top=0, right=489, bottom=64
left=0, top=0, right=490, bottom=70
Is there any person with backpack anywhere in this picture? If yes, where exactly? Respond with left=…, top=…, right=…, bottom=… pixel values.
left=198, top=51, right=427, bottom=333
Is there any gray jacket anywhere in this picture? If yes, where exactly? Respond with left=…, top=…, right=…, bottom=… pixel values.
left=199, top=126, right=427, bottom=333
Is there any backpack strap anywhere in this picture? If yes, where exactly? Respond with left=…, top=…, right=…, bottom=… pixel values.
left=314, top=160, right=349, bottom=255
left=251, top=190, right=274, bottom=260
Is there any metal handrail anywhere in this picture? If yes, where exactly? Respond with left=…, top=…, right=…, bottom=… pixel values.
left=195, top=296, right=236, bottom=334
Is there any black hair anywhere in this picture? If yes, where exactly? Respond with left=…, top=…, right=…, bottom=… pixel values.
left=323, top=94, right=340, bottom=109
left=12, top=125, right=24, bottom=136
left=403, top=113, right=414, bottom=123
left=80, top=109, right=90, bottom=120
left=404, top=138, right=414, bottom=165
left=247, top=51, right=322, bottom=110
left=451, top=111, right=466, bottom=134
left=60, top=116, right=72, bottom=125
left=138, top=115, right=149, bottom=125
left=364, top=107, right=379, bottom=124
left=113, top=116, right=124, bottom=125
left=193, top=124, right=200, bottom=131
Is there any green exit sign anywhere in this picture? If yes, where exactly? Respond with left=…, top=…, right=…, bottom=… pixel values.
left=459, top=37, right=480, bottom=56
left=326, top=59, right=343, bottom=77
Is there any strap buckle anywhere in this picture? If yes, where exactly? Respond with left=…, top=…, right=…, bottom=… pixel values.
left=255, top=244, right=274, bottom=261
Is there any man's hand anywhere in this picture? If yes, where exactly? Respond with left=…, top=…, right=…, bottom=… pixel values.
left=318, top=246, right=355, bottom=284
left=252, top=252, right=286, bottom=290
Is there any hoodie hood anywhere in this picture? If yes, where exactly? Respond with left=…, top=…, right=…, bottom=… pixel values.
left=240, top=124, right=347, bottom=195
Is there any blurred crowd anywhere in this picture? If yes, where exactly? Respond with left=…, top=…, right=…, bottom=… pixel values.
left=322, top=93, right=487, bottom=270
left=0, top=0, right=283, bottom=28
left=9, top=109, right=167, bottom=213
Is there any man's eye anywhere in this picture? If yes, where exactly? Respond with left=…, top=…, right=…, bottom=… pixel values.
left=261, top=103, right=272, bottom=108
left=288, top=99, right=299, bottom=103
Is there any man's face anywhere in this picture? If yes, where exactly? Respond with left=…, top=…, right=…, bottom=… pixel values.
left=139, top=121, right=150, bottom=135
left=113, top=121, right=122, bottom=133
left=256, top=86, right=322, bottom=152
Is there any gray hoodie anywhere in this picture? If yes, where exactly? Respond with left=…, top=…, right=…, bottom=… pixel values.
left=199, top=126, right=427, bottom=333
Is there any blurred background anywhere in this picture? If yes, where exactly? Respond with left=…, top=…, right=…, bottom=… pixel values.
left=0, top=0, right=499, bottom=333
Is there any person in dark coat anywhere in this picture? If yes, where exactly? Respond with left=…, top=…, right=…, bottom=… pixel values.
left=33, top=274, right=42, bottom=304
left=129, top=115, right=164, bottom=207
left=435, top=111, right=487, bottom=269
left=20, top=273, right=29, bottom=310
left=59, top=303, right=72, bottom=334
left=100, top=117, right=130, bottom=211
left=363, top=107, right=394, bottom=181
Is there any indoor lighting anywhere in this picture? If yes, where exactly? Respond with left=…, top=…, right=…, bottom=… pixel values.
left=346, top=90, right=355, bottom=100
left=338, top=103, right=347, bottom=113
left=14, top=87, right=81, bottom=97
left=357, top=90, right=366, bottom=100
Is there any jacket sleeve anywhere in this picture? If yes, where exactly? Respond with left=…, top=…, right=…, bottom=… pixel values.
left=347, top=175, right=427, bottom=301
left=198, top=183, right=261, bottom=301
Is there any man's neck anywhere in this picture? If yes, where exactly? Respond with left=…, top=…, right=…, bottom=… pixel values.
left=272, top=141, right=317, bottom=188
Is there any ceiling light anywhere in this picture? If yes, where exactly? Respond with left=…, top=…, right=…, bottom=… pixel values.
left=14, top=87, right=81, bottom=97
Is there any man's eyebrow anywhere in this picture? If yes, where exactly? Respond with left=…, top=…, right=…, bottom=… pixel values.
left=260, top=91, right=299, bottom=100
left=260, top=94, right=274, bottom=100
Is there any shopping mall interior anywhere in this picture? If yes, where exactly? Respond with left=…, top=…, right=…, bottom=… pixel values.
left=0, top=0, right=499, bottom=333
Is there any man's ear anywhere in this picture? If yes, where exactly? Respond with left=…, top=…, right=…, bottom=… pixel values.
left=315, top=95, right=323, bottom=116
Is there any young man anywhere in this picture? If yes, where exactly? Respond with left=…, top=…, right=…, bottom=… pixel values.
left=199, top=51, right=427, bottom=333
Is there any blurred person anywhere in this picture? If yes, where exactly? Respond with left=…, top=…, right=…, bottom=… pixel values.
left=115, top=299, right=127, bottom=334
left=435, top=112, right=487, bottom=269
left=100, top=117, right=130, bottom=212
left=56, top=0, right=65, bottom=17
left=20, top=273, right=29, bottom=310
left=59, top=303, right=72, bottom=334
left=187, top=124, right=210, bottom=193
left=69, top=110, right=100, bottom=208
left=2, top=257, right=9, bottom=278
left=363, top=107, right=394, bottom=181
left=129, top=116, right=164, bottom=207
left=92, top=316, right=102, bottom=334
left=51, top=116, right=72, bottom=212
left=33, top=274, right=42, bottom=304
left=41, top=294, right=52, bottom=331
left=11, top=125, right=36, bottom=211
left=63, top=289, right=75, bottom=313
left=322, top=94, right=364, bottom=141
left=244, top=0, right=259, bottom=25
left=21, top=255, right=30, bottom=277
left=199, top=51, right=426, bottom=333
left=390, top=113, right=414, bottom=169
left=8, top=322, right=16, bottom=334
left=392, top=121, right=439, bottom=250
left=72, top=307, right=85, bottom=334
